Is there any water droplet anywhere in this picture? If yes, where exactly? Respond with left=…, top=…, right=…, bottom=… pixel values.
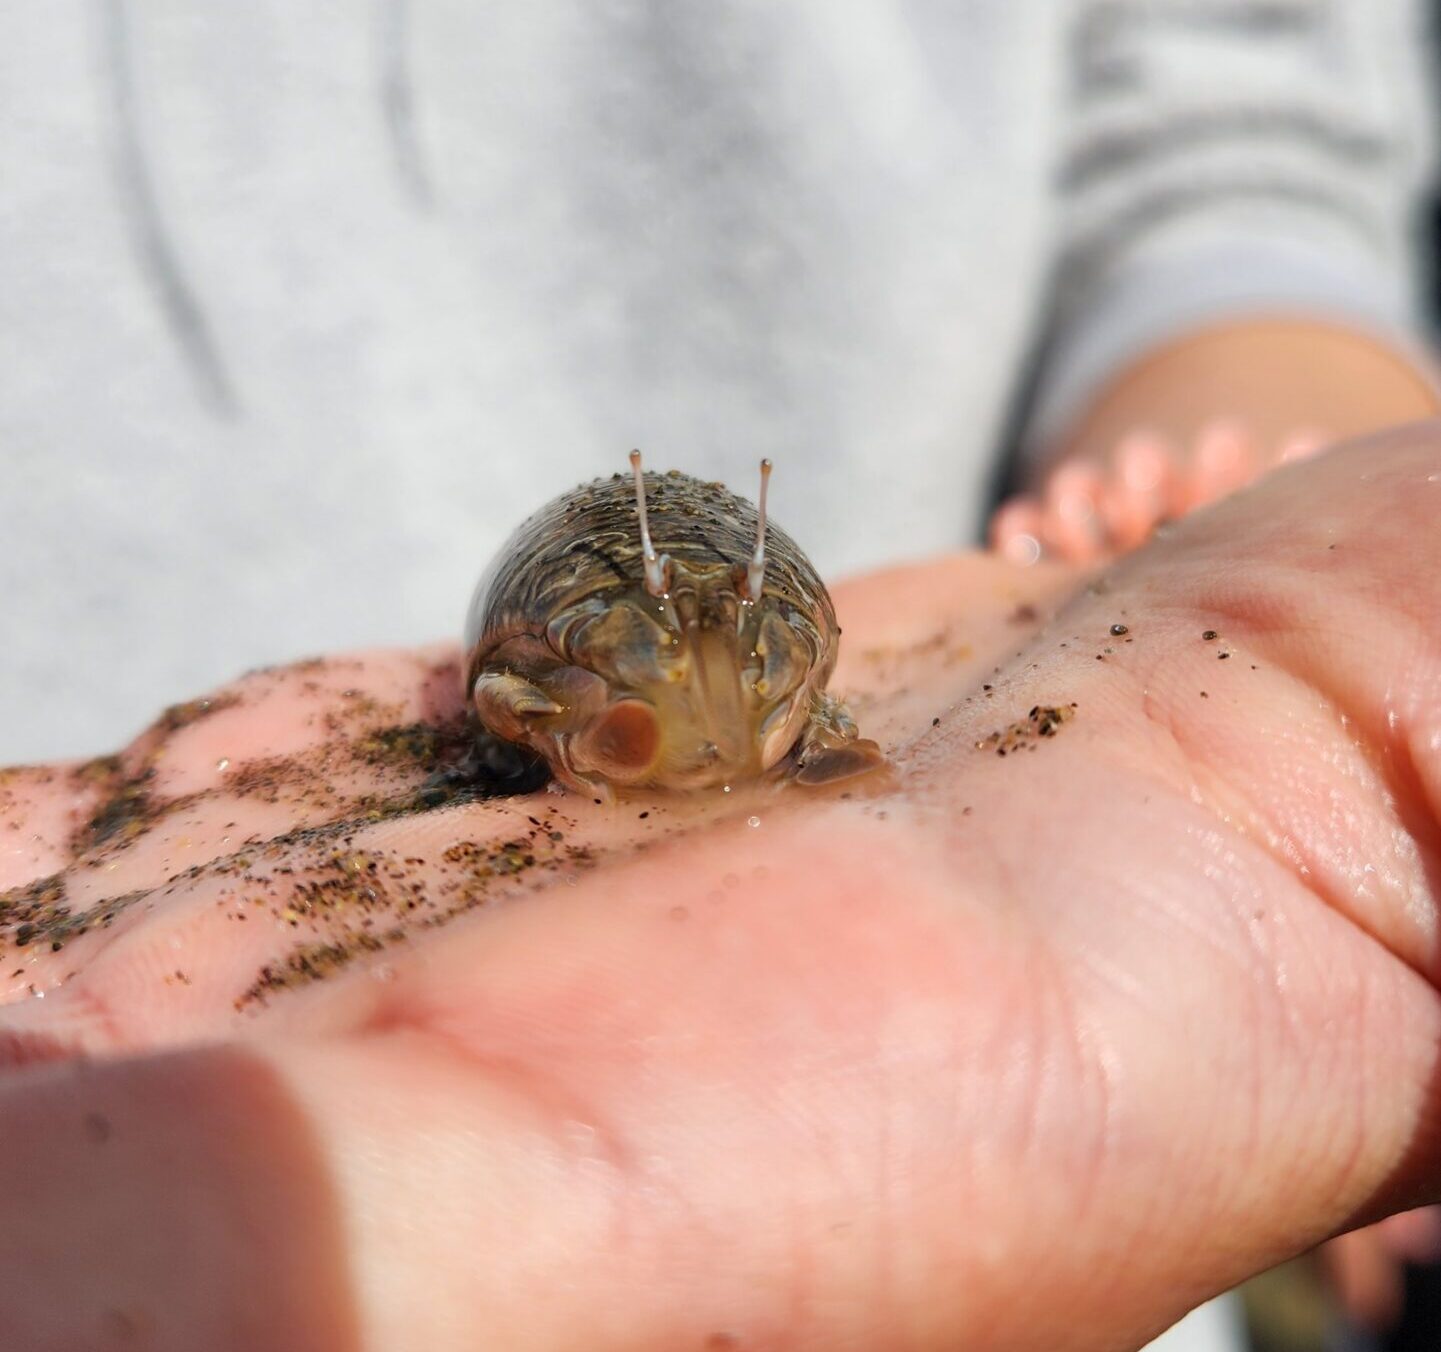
left=746, top=815, right=761, bottom=828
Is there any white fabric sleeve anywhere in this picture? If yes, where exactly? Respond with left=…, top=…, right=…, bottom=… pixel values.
left=1022, top=0, right=1439, bottom=466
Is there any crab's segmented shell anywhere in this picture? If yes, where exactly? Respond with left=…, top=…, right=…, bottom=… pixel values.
left=464, top=469, right=836, bottom=688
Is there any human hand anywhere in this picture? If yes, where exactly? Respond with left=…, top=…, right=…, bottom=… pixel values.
left=990, top=419, right=1325, bottom=565
left=1316, top=1206, right=1441, bottom=1334
left=2, top=424, right=1440, bottom=1350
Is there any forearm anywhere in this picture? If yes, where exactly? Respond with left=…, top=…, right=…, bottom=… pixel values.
left=1048, top=314, right=1441, bottom=474
left=1028, top=0, right=1438, bottom=481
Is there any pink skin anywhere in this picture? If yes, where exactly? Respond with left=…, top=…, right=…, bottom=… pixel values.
left=2, top=427, right=1441, bottom=1350
left=992, top=421, right=1328, bottom=566
left=1319, top=1206, right=1441, bottom=1331
left=992, top=415, right=1431, bottom=1334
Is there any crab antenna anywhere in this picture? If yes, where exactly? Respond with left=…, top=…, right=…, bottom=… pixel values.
left=629, top=449, right=668, bottom=596
left=745, top=458, right=772, bottom=602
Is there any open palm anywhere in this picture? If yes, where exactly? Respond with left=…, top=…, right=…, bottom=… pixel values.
left=2, top=426, right=1440, bottom=1352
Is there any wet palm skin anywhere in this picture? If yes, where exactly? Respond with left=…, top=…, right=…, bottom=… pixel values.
left=0, top=426, right=1439, bottom=1352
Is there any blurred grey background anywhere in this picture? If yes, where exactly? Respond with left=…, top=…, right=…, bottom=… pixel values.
left=1, top=2, right=1052, bottom=763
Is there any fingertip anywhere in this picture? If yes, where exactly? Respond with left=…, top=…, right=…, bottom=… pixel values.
left=1114, top=431, right=1176, bottom=495
left=989, top=498, right=1045, bottom=566
left=1189, top=420, right=1257, bottom=508
left=1321, top=1227, right=1407, bottom=1334
left=1106, top=432, right=1179, bottom=551
left=1042, top=464, right=1106, bottom=563
left=1375, top=1205, right=1441, bottom=1264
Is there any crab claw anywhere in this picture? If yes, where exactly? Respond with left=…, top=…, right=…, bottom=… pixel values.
left=794, top=738, right=887, bottom=786
left=789, top=692, right=889, bottom=787
left=471, top=672, right=563, bottom=742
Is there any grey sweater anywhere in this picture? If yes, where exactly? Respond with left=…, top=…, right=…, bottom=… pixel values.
left=0, top=0, right=1435, bottom=761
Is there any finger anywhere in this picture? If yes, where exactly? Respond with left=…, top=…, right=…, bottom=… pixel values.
left=3, top=1023, right=956, bottom=1352
left=1373, top=1205, right=1441, bottom=1263
left=1318, top=1228, right=1407, bottom=1333
left=4, top=645, right=464, bottom=859
left=0, top=765, right=104, bottom=890
left=1101, top=430, right=1180, bottom=551
left=0, top=1043, right=362, bottom=1352
left=1182, top=419, right=1258, bottom=511
left=1040, top=462, right=1106, bottom=562
left=0, top=646, right=467, bottom=901
left=0, top=646, right=493, bottom=1014
left=989, top=497, right=1046, bottom=566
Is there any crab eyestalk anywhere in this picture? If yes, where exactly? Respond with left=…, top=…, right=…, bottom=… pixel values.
left=629, top=449, right=669, bottom=597
left=745, top=458, right=772, bottom=602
